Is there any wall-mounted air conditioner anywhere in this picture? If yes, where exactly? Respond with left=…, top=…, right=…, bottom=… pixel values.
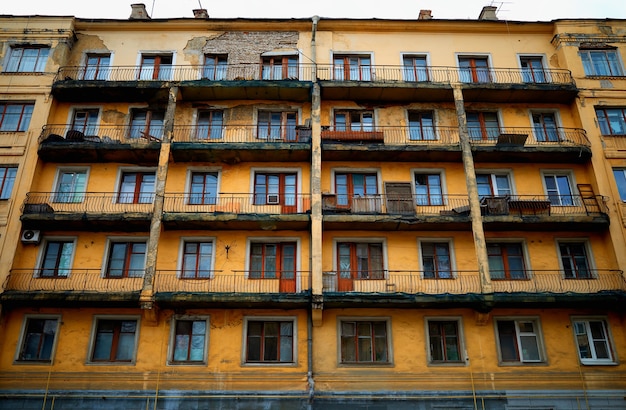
left=21, top=230, right=41, bottom=244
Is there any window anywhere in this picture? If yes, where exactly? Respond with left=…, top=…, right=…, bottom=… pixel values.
left=466, top=111, right=499, bottom=141
left=17, top=316, right=60, bottom=362
left=170, top=318, right=209, bottom=364
left=257, top=111, right=297, bottom=141
left=558, top=241, right=592, bottom=279
left=249, top=242, right=296, bottom=279
left=543, top=173, right=574, bottom=206
left=403, top=55, right=429, bottom=81
left=261, top=55, right=298, bottom=80
left=138, top=54, right=173, bottom=80
left=335, top=172, right=378, bottom=207
left=580, top=49, right=623, bottom=77
left=117, top=171, right=155, bottom=204
left=458, top=56, right=490, bottom=83
left=253, top=172, right=297, bottom=208
left=340, top=319, right=389, bottom=364
left=572, top=318, right=615, bottom=364
left=408, top=111, right=435, bottom=140
left=105, top=241, right=146, bottom=278
left=0, top=102, right=34, bottom=132
left=53, top=169, right=87, bottom=203
left=613, top=168, right=626, bottom=201
left=90, top=318, right=138, bottom=363
left=129, top=109, right=164, bottom=141
left=334, top=110, right=374, bottom=132
left=337, top=242, right=384, bottom=281
left=181, top=241, right=213, bottom=279
left=83, top=54, right=110, bottom=80
left=421, top=241, right=452, bottom=279
left=70, top=109, right=99, bottom=136
left=476, top=173, right=511, bottom=198
left=39, top=239, right=74, bottom=278
left=532, top=112, right=560, bottom=142
left=495, top=319, right=544, bottom=363
left=0, top=166, right=17, bottom=200
left=189, top=171, right=218, bottom=205
left=203, top=54, right=227, bottom=80
left=427, top=319, right=463, bottom=363
left=333, top=54, right=372, bottom=81
left=195, top=110, right=223, bottom=140
left=245, top=319, right=294, bottom=363
left=6, top=46, right=49, bottom=72
left=520, top=56, right=547, bottom=83
left=414, top=173, right=443, bottom=205
left=488, top=243, right=527, bottom=279
left=596, top=108, right=626, bottom=136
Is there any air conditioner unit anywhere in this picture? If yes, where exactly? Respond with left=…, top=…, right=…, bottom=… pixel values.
left=21, top=230, right=41, bottom=244
left=267, top=194, right=280, bottom=205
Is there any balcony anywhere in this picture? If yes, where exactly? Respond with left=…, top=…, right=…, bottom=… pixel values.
left=52, top=64, right=316, bottom=102
left=171, top=125, right=311, bottom=163
left=1, top=269, right=143, bottom=307
left=21, top=192, right=153, bottom=231
left=316, top=64, right=576, bottom=103
left=322, top=193, right=609, bottom=231
left=153, top=271, right=311, bottom=308
left=321, top=270, right=626, bottom=308
left=320, top=126, right=590, bottom=163
left=38, top=125, right=161, bottom=163
left=162, top=193, right=311, bottom=230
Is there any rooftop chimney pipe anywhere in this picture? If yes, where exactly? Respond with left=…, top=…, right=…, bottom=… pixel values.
left=478, top=6, right=498, bottom=21
left=193, top=9, right=209, bottom=18
left=129, top=3, right=151, bottom=20
left=418, top=10, right=433, bottom=20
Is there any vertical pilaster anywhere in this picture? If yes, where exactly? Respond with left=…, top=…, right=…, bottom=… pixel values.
left=310, top=82, right=324, bottom=326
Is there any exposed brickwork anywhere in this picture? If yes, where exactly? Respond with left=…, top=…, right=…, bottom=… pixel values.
left=202, top=31, right=298, bottom=64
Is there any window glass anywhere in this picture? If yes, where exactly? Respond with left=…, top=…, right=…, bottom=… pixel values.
left=92, top=319, right=138, bottom=362
left=496, top=319, right=543, bottom=363
left=428, top=320, right=462, bottom=363
left=245, top=320, right=294, bottom=363
left=340, top=320, right=389, bottom=363
left=580, top=50, right=623, bottom=76
left=596, top=108, right=626, bottom=135
left=172, top=319, right=207, bottom=363
left=6, top=46, right=49, bottom=72
left=18, top=317, right=59, bottom=362
left=0, top=103, right=34, bottom=132
left=0, top=166, right=17, bottom=199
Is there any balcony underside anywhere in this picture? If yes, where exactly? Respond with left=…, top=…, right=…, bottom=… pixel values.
left=170, top=142, right=311, bottom=163
left=471, top=145, right=592, bottom=163
left=321, top=291, right=626, bottom=310
left=153, top=292, right=311, bottom=309
left=162, top=213, right=310, bottom=231
left=38, top=141, right=160, bottom=164
left=20, top=213, right=152, bottom=232
left=322, top=144, right=462, bottom=162
left=51, top=81, right=170, bottom=102
left=0, top=291, right=140, bottom=308
left=322, top=214, right=609, bottom=231
left=319, top=81, right=454, bottom=102
left=461, top=83, right=579, bottom=104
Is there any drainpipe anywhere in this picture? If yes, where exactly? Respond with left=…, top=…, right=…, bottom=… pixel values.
left=307, top=14, right=321, bottom=407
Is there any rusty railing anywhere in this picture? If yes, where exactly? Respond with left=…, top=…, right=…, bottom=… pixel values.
left=5, top=269, right=144, bottom=293
left=22, top=192, right=154, bottom=214
left=163, top=193, right=311, bottom=215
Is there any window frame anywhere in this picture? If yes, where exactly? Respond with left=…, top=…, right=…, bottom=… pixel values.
left=187, top=169, right=219, bottom=205
left=137, top=52, right=175, bottom=80
left=332, top=168, right=381, bottom=208
left=194, top=109, right=224, bottom=140
left=555, top=239, right=596, bottom=279
left=579, top=48, right=624, bottom=77
left=335, top=241, right=386, bottom=280
left=475, top=171, right=513, bottom=198
left=425, top=317, right=466, bottom=366
left=87, top=315, right=140, bottom=364
left=0, top=102, right=34, bottom=132
left=333, top=109, right=375, bottom=132
left=466, top=110, right=501, bottom=141
left=82, top=52, right=112, bottom=80
left=407, top=110, right=436, bottom=141
left=36, top=237, right=77, bottom=278
left=15, top=314, right=61, bottom=364
left=168, top=315, right=210, bottom=365
left=52, top=166, right=89, bottom=203
left=128, top=108, right=165, bottom=141
left=494, top=317, right=546, bottom=365
left=178, top=237, right=216, bottom=279
left=413, top=170, right=444, bottom=206
left=612, top=168, right=626, bottom=202
left=246, top=238, right=300, bottom=280
left=571, top=316, right=617, bottom=365
left=418, top=239, right=455, bottom=279
left=69, top=107, right=101, bottom=136
left=203, top=54, right=228, bottom=80
left=596, top=107, right=626, bottom=136
left=5, top=45, right=50, bottom=73
left=242, top=316, right=297, bottom=366
left=541, top=171, right=577, bottom=207
left=337, top=317, right=392, bottom=366
left=530, top=110, right=562, bottom=142
left=518, top=54, right=549, bottom=83
left=401, top=53, right=430, bottom=82
left=256, top=110, right=299, bottom=141
left=0, top=165, right=18, bottom=200
left=115, top=168, right=156, bottom=204
left=102, top=237, right=148, bottom=278
left=332, top=53, right=374, bottom=81
left=261, top=54, right=299, bottom=80
left=486, top=241, right=529, bottom=280
left=457, top=54, right=492, bottom=83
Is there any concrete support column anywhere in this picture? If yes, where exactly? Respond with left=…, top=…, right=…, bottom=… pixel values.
left=452, top=85, right=492, bottom=294
left=310, top=82, right=324, bottom=326
left=140, top=86, right=177, bottom=323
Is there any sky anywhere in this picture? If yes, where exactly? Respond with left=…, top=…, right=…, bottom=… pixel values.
left=1, top=0, right=625, bottom=21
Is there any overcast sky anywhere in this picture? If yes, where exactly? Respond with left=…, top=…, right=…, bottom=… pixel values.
left=1, top=0, right=624, bottom=21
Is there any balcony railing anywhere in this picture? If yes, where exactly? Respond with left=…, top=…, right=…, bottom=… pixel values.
left=154, top=271, right=311, bottom=294
left=172, top=124, right=311, bottom=143
left=467, top=127, right=590, bottom=147
left=163, top=193, right=311, bottom=215
left=22, top=192, right=154, bottom=215
left=40, top=124, right=163, bottom=144
left=322, top=270, right=625, bottom=294
left=55, top=64, right=317, bottom=83
left=316, top=64, right=574, bottom=85
left=5, top=269, right=144, bottom=293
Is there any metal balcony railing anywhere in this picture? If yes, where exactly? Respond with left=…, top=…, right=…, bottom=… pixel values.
left=163, top=193, right=311, bottom=215
left=22, top=192, right=154, bottom=214
left=55, top=64, right=317, bottom=83
left=154, top=271, right=311, bottom=294
left=467, top=127, right=590, bottom=147
left=39, top=124, right=163, bottom=144
left=5, top=269, right=144, bottom=293
left=315, top=64, right=574, bottom=85
left=322, top=270, right=625, bottom=294
left=172, top=124, right=311, bottom=143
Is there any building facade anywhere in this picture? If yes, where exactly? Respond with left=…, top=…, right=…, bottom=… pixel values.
left=0, top=5, right=625, bottom=409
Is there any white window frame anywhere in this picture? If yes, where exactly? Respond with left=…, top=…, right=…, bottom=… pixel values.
left=475, top=169, right=514, bottom=197
left=494, top=317, right=546, bottom=365
left=87, top=315, right=141, bottom=365
left=241, top=316, right=298, bottom=366
left=417, top=238, right=456, bottom=279
left=177, top=237, right=217, bottom=279
left=35, top=236, right=77, bottom=278
left=528, top=109, right=562, bottom=142
left=52, top=166, right=90, bottom=203
left=425, top=316, right=466, bottom=366
left=65, top=106, right=103, bottom=137
left=14, top=314, right=62, bottom=364
left=337, top=316, right=393, bottom=366
left=571, top=316, right=617, bottom=365
left=540, top=170, right=578, bottom=206
left=167, top=315, right=210, bottom=366
left=100, top=236, right=148, bottom=278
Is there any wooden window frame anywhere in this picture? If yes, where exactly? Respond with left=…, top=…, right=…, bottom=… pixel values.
left=169, top=317, right=209, bottom=364
left=427, top=319, right=464, bottom=364
left=0, top=102, right=34, bottom=132
left=16, top=315, right=61, bottom=363
left=596, top=107, right=626, bottom=136
left=249, top=242, right=296, bottom=279
left=89, top=317, right=139, bottom=363
left=181, top=241, right=214, bottom=279
left=244, top=319, right=295, bottom=364
left=0, top=166, right=17, bottom=199
left=105, top=241, right=146, bottom=278
left=339, top=319, right=390, bottom=364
